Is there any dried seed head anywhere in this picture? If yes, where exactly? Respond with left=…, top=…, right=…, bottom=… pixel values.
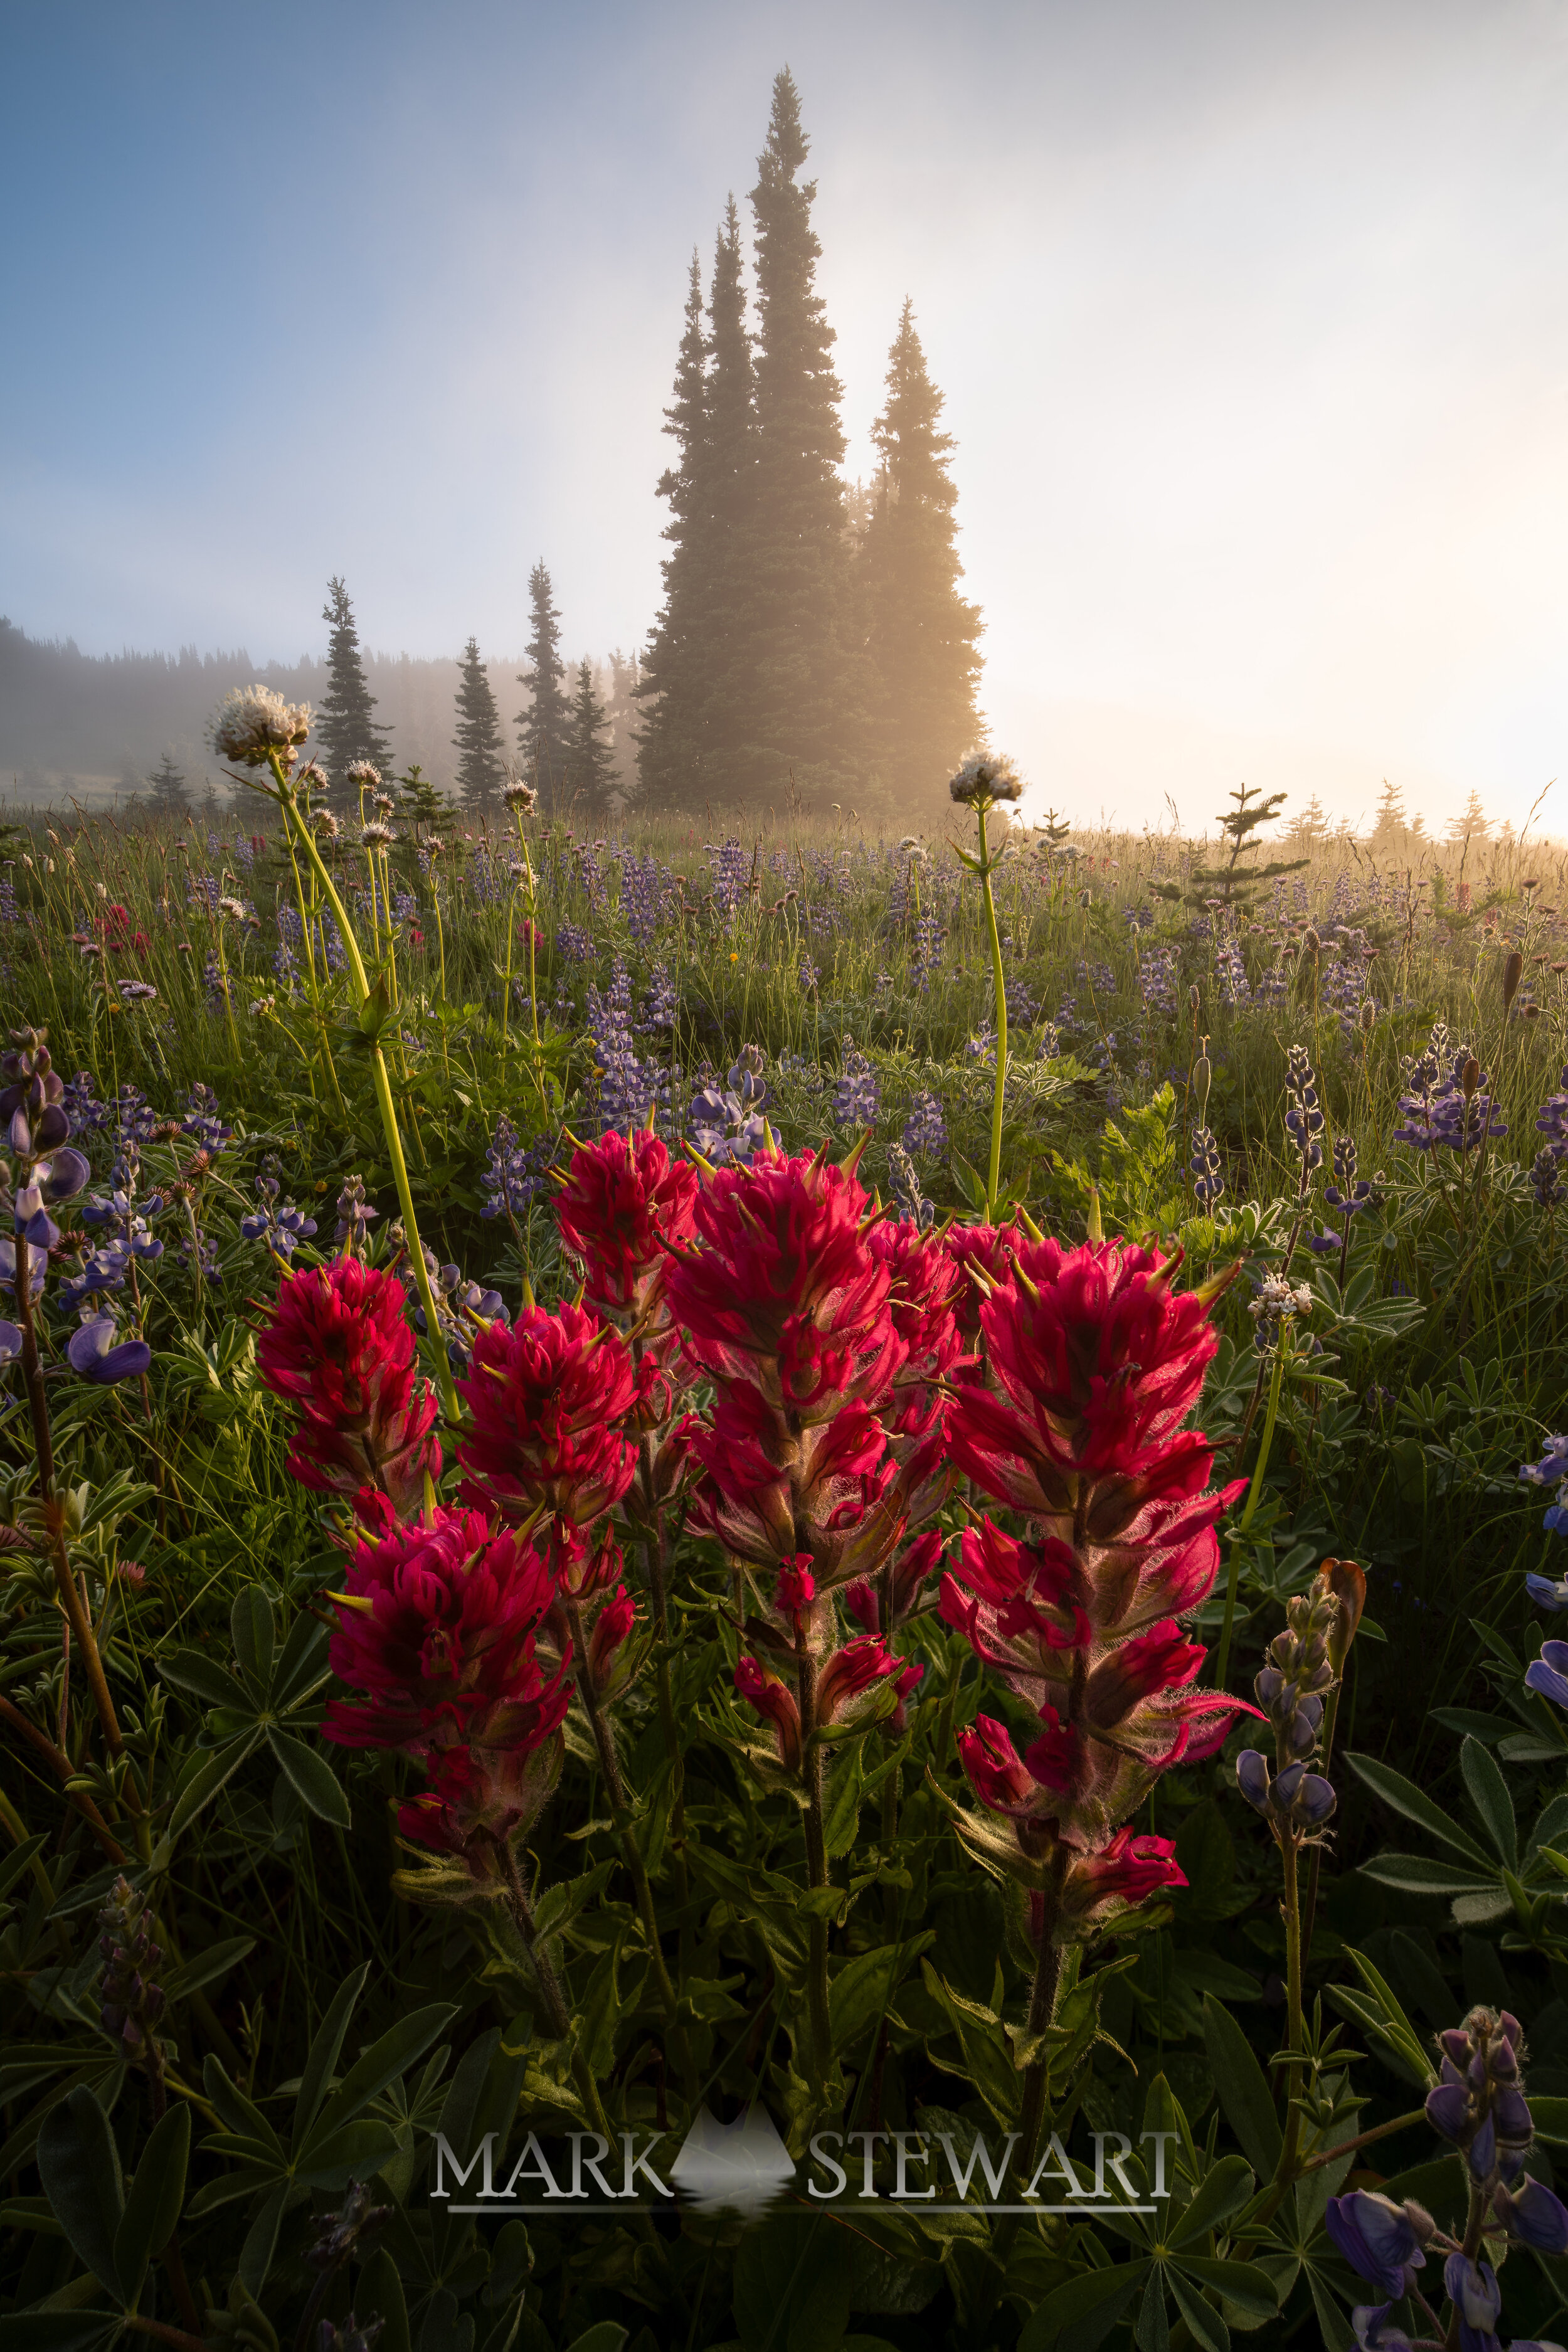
left=1463, top=1057, right=1481, bottom=1099
left=1504, top=950, right=1524, bottom=1009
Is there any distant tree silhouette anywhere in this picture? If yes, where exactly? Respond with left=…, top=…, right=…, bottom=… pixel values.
left=566, top=659, right=618, bottom=823
left=147, top=751, right=191, bottom=816
left=859, top=300, right=983, bottom=815
left=315, top=578, right=393, bottom=802
left=637, top=251, right=710, bottom=808
left=515, top=563, right=570, bottom=808
left=394, top=763, right=450, bottom=837
left=452, top=638, right=507, bottom=815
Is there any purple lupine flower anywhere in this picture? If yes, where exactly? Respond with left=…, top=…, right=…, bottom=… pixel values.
left=555, top=920, right=593, bottom=963
left=1324, top=2192, right=1429, bottom=2301
left=1443, top=2253, right=1502, bottom=2343
left=641, top=964, right=677, bottom=1032
left=0, top=1320, right=21, bottom=1365
left=1285, top=1044, right=1325, bottom=1181
left=1494, top=2173, right=1568, bottom=2253
left=1530, top=1147, right=1564, bottom=1209
left=1520, top=1436, right=1568, bottom=1539
left=1349, top=2304, right=1414, bottom=2349
left=585, top=958, right=665, bottom=1135
left=832, top=1040, right=879, bottom=1133
left=479, top=1119, right=552, bottom=1222
left=241, top=1175, right=318, bottom=1260
left=68, top=1315, right=151, bottom=1384
left=902, top=1091, right=948, bottom=1161
left=689, top=1047, right=768, bottom=1167
left=1525, top=1640, right=1568, bottom=1710
left=1190, top=1125, right=1225, bottom=1207
left=798, top=953, right=819, bottom=992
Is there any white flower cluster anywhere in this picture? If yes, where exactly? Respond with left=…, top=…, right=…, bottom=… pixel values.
left=209, top=685, right=312, bottom=769
left=346, top=760, right=382, bottom=787
left=1249, top=1274, right=1314, bottom=1340
left=948, top=752, right=1024, bottom=807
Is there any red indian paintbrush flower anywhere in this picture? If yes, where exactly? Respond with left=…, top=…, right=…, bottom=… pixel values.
left=257, top=1256, right=440, bottom=1520
left=943, top=1232, right=1251, bottom=1930
left=323, top=1505, right=569, bottom=1759
left=322, top=1503, right=571, bottom=1882
left=457, top=1300, right=649, bottom=1540
left=554, top=1125, right=700, bottom=1325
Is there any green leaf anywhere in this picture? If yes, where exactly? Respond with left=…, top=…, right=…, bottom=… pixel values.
left=201, top=2056, right=287, bottom=2161
left=1016, top=2259, right=1150, bottom=2352
left=1357, top=1855, right=1504, bottom=1897
left=293, top=2118, right=401, bottom=2190
left=269, top=1608, right=333, bottom=1712
left=0, top=1830, right=48, bottom=1906
left=1, top=2319, right=122, bottom=2352
left=237, top=2173, right=292, bottom=2298
left=1168, top=2154, right=1255, bottom=2248
left=357, top=2250, right=411, bottom=2352
left=112, top=2103, right=189, bottom=2309
left=36, top=2087, right=124, bottom=2298
left=230, top=1586, right=276, bottom=1697
left=1202, top=1997, right=1281, bottom=2181
left=1180, top=2255, right=1279, bottom=2323
left=293, top=1964, right=369, bottom=2146
left=162, top=1936, right=256, bottom=2003
left=1530, top=2097, right=1568, bottom=2146
left=562, top=2330, right=628, bottom=2352
left=829, top=1936, right=933, bottom=2056
left=157, top=1648, right=253, bottom=1714
left=168, top=1729, right=263, bottom=1838
left=305, top=2003, right=455, bottom=2149
left=1429, top=1708, right=1519, bottom=1744
left=1459, top=1736, right=1517, bottom=1869
left=822, top=1742, right=866, bottom=1859
left=265, top=1725, right=350, bottom=1826
left=1343, top=1752, right=1491, bottom=1865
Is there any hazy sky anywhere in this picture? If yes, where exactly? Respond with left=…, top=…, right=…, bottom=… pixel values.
left=4, top=1, right=1565, bottom=834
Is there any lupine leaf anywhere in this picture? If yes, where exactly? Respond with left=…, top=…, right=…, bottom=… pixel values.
left=265, top=1724, right=350, bottom=1825
left=1202, top=1996, right=1281, bottom=2180
left=112, top=2102, right=189, bottom=2308
left=1343, top=1753, right=1491, bottom=1864
left=1459, top=1735, right=1517, bottom=1868
left=36, top=2089, right=124, bottom=2298
left=230, top=1586, right=276, bottom=1697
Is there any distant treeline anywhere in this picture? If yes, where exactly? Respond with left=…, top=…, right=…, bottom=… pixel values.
left=0, top=617, right=640, bottom=808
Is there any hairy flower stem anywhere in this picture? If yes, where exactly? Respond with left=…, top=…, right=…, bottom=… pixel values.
left=795, top=1641, right=834, bottom=2106
left=1215, top=1343, right=1286, bottom=1691
left=268, top=770, right=458, bottom=1424
left=564, top=1594, right=692, bottom=2102
left=976, top=802, right=1010, bottom=1221
left=13, top=1232, right=134, bottom=1794
left=1274, top=1832, right=1306, bottom=2186
left=1442, top=2185, right=1491, bottom=2352
left=992, top=1875, right=1067, bottom=2272
left=638, top=1493, right=691, bottom=1924
left=498, top=1840, right=617, bottom=2145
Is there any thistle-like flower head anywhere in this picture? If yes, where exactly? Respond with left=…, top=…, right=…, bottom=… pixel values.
left=210, top=684, right=312, bottom=769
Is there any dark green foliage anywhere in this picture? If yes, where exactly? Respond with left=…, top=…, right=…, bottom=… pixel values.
left=636, top=250, right=711, bottom=811
left=1154, top=780, right=1310, bottom=913
left=314, top=577, right=395, bottom=803
left=145, top=751, right=190, bottom=815
left=564, top=658, right=617, bottom=823
left=860, top=300, right=983, bottom=818
left=393, top=760, right=450, bottom=834
left=451, top=638, right=507, bottom=816
left=515, top=560, right=570, bottom=809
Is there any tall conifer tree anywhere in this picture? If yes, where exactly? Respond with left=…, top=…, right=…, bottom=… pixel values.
left=636, top=254, right=709, bottom=808
left=452, top=638, right=507, bottom=815
left=147, top=751, right=191, bottom=817
left=516, top=561, right=570, bottom=807
left=566, top=659, right=618, bottom=822
left=860, top=300, right=983, bottom=812
left=693, top=196, right=758, bottom=791
left=315, top=578, right=393, bottom=802
left=728, top=69, right=862, bottom=806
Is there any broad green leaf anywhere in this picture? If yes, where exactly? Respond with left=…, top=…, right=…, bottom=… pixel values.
left=230, top=1586, right=276, bottom=1697
left=1168, top=2154, right=1254, bottom=2249
left=202, top=2056, right=287, bottom=2161
left=1017, top=2263, right=1149, bottom=2352
left=1459, top=1736, right=1517, bottom=1869
left=237, top=2173, right=293, bottom=2297
left=1429, top=1708, right=1518, bottom=1744
left=162, top=1936, right=256, bottom=2002
left=293, top=2117, right=401, bottom=2189
left=36, top=2088, right=124, bottom=2297
left=293, top=1963, right=369, bottom=2144
left=305, top=2002, right=455, bottom=2150
left=113, top=2103, right=189, bottom=2308
left=356, top=2250, right=410, bottom=2352
left=157, top=1648, right=253, bottom=1713
left=1343, top=1752, right=1490, bottom=1865
left=1202, top=1996, right=1281, bottom=2181
left=1134, top=2263, right=1170, bottom=2352
left=265, top=1725, right=350, bottom=1826
left=1162, top=2264, right=1228, bottom=2352
left=1357, top=1856, right=1503, bottom=1897
left=822, top=1741, right=865, bottom=1859
left=0, top=1831, right=48, bottom=1904
left=269, top=1608, right=333, bottom=1712
left=563, top=2329, right=629, bottom=2352
left=828, top=1936, right=933, bottom=2055
left=169, top=1730, right=263, bottom=1838
left=1177, top=2255, right=1279, bottom=2323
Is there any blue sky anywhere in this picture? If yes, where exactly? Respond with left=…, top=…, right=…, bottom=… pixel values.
left=4, top=0, right=1565, bottom=832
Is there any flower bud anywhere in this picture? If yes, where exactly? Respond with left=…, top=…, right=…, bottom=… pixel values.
left=1504, top=949, right=1524, bottom=1009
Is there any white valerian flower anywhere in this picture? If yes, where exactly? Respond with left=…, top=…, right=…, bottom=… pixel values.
left=210, top=684, right=313, bottom=769
left=948, top=752, right=1024, bottom=807
left=1249, top=1274, right=1314, bottom=1345
left=312, top=809, right=341, bottom=840
left=95, top=881, right=108, bottom=898
left=297, top=759, right=329, bottom=791
left=218, top=894, right=245, bottom=920
left=373, top=793, right=395, bottom=816
left=426, top=835, right=445, bottom=856
left=502, top=778, right=539, bottom=812
left=346, top=760, right=382, bottom=788
left=361, top=822, right=395, bottom=848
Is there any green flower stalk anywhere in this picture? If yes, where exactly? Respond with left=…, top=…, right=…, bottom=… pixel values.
left=950, top=753, right=1025, bottom=1221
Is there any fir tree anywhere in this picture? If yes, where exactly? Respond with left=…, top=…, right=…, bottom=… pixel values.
left=723, top=69, right=862, bottom=808
left=694, top=195, right=758, bottom=792
left=637, top=253, right=711, bottom=809
left=146, top=751, right=191, bottom=817
left=452, top=637, right=507, bottom=815
left=394, top=763, right=450, bottom=837
left=515, top=562, right=570, bottom=807
left=1153, top=783, right=1308, bottom=915
left=859, top=299, right=983, bottom=814
left=1446, top=787, right=1491, bottom=845
left=315, top=577, right=394, bottom=802
left=566, top=660, right=619, bottom=822
left=1372, top=777, right=1406, bottom=844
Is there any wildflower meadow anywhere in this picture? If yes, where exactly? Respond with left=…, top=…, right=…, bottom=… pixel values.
left=10, top=709, right=1568, bottom=2352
